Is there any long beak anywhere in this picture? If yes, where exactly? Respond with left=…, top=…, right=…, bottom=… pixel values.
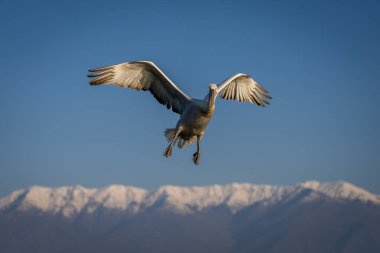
left=212, top=89, right=217, bottom=101
left=209, top=89, right=217, bottom=106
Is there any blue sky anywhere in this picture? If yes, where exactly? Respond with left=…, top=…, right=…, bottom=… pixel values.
left=0, top=0, right=379, bottom=197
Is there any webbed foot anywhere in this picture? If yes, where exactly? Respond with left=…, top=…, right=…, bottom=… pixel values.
left=192, top=152, right=200, bottom=165
left=163, top=145, right=173, bottom=157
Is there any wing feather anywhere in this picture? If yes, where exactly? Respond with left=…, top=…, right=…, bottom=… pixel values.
left=88, top=61, right=190, bottom=114
left=217, top=73, right=272, bottom=107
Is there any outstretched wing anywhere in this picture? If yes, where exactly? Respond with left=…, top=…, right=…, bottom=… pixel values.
left=217, top=73, right=272, bottom=107
left=88, top=61, right=191, bottom=114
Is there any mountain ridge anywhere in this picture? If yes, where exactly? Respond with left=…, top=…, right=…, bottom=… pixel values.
left=1, top=181, right=380, bottom=253
left=1, top=181, right=379, bottom=217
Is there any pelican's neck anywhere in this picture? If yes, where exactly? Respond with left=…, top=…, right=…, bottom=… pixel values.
left=208, top=89, right=217, bottom=112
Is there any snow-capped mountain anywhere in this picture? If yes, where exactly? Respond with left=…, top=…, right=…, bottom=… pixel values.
left=1, top=181, right=379, bottom=217
left=1, top=181, right=380, bottom=253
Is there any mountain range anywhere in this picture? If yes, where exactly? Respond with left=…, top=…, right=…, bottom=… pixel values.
left=1, top=181, right=379, bottom=253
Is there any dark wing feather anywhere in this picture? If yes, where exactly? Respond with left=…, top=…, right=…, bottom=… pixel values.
left=88, top=61, right=191, bottom=114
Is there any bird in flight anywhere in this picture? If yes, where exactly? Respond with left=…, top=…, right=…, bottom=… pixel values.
left=88, top=61, right=271, bottom=165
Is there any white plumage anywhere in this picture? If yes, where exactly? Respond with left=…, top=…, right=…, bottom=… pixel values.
left=88, top=61, right=271, bottom=165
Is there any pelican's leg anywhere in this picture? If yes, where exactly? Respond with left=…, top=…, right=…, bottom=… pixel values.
left=192, top=135, right=203, bottom=165
left=163, top=128, right=181, bottom=158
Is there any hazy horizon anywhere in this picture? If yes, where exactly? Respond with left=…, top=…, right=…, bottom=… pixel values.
left=1, top=179, right=379, bottom=199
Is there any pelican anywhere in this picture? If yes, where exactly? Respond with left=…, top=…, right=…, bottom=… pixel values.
left=88, top=61, right=271, bottom=165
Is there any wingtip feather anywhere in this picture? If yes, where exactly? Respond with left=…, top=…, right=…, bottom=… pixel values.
left=88, top=65, right=113, bottom=72
left=89, top=73, right=113, bottom=85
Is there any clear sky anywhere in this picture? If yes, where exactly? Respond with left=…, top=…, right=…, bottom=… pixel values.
left=0, top=0, right=379, bottom=197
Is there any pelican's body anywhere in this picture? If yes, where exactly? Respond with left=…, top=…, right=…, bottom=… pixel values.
left=88, top=61, right=271, bottom=165
left=179, top=99, right=214, bottom=137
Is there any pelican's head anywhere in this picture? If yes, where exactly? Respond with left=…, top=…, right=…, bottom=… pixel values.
left=209, top=83, right=218, bottom=91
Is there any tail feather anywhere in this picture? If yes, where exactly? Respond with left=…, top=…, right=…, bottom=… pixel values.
left=164, top=128, right=196, bottom=149
left=164, top=128, right=176, bottom=142
left=177, top=136, right=197, bottom=149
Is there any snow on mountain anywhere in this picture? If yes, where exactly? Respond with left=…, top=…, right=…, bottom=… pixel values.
left=141, top=183, right=292, bottom=213
left=298, top=181, right=380, bottom=203
left=0, top=181, right=379, bottom=217
left=0, top=185, right=146, bottom=217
